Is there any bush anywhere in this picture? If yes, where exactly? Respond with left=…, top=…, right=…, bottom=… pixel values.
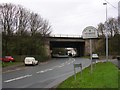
left=13, top=55, right=49, bottom=62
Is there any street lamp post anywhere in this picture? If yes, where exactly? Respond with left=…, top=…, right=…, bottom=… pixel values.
left=103, top=2, right=108, bottom=62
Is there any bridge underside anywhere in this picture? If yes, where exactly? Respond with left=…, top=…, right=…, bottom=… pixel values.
left=50, top=41, right=85, bottom=57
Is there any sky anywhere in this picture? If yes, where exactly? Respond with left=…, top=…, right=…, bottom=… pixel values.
left=0, top=0, right=119, bottom=36
left=118, top=1, right=120, bottom=17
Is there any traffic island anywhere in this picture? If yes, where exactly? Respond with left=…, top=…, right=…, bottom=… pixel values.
left=57, top=62, right=118, bottom=88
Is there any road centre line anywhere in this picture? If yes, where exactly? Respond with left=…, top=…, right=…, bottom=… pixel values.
left=4, top=58, right=76, bottom=83
left=36, top=59, right=75, bottom=73
left=4, top=74, right=32, bottom=83
left=36, top=70, right=44, bottom=73
left=67, top=62, right=71, bottom=65
left=36, top=68, right=53, bottom=74
left=58, top=65, right=63, bottom=68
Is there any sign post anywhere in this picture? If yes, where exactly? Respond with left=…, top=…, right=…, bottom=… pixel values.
left=73, top=63, right=82, bottom=80
left=90, top=39, right=93, bottom=73
left=82, top=26, right=98, bottom=73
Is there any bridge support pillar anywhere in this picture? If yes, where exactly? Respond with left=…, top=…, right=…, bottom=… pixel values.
left=44, top=40, right=51, bottom=59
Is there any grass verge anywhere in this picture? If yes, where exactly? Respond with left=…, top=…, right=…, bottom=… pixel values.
left=57, top=62, right=119, bottom=88
left=2, top=62, right=23, bottom=67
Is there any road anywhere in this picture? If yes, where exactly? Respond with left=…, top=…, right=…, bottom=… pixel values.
left=2, top=58, right=91, bottom=88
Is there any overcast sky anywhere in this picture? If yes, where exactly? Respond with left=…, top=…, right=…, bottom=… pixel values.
left=0, top=0, right=119, bottom=35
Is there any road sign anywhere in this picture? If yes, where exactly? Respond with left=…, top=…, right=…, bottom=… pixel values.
left=82, top=26, right=98, bottom=39
left=73, top=63, right=82, bottom=80
left=74, top=63, right=82, bottom=68
left=82, top=26, right=98, bottom=73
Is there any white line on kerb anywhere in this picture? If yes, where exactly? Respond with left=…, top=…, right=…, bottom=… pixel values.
left=4, top=74, right=32, bottom=83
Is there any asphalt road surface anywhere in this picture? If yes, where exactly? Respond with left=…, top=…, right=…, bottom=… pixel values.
left=2, top=58, right=91, bottom=88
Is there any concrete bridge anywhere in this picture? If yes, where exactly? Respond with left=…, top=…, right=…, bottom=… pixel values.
left=49, top=34, right=85, bottom=57
left=44, top=34, right=93, bottom=58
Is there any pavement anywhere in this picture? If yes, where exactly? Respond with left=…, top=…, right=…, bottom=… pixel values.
left=110, top=59, right=118, bottom=66
left=2, top=63, right=24, bottom=73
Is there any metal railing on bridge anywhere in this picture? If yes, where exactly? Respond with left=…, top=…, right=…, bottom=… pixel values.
left=50, top=34, right=81, bottom=38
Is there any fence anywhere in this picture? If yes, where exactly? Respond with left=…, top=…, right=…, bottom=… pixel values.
left=50, top=34, right=81, bottom=38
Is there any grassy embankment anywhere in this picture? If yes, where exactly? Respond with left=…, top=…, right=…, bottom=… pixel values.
left=2, top=62, right=23, bottom=67
left=58, top=62, right=119, bottom=88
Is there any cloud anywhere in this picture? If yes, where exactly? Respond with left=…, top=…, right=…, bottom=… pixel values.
left=0, top=0, right=119, bottom=35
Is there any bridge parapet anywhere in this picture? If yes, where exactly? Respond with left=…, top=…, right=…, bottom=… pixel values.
left=50, top=34, right=81, bottom=38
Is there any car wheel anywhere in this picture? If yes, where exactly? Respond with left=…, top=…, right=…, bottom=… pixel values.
left=36, top=62, right=38, bottom=65
left=25, top=64, right=28, bottom=66
left=32, top=62, right=35, bottom=66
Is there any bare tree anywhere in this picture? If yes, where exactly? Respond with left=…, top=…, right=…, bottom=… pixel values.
left=1, top=3, right=52, bottom=56
left=97, top=18, right=119, bottom=37
left=106, top=18, right=119, bottom=37
left=118, top=16, right=120, bottom=33
left=0, top=3, right=19, bottom=55
left=0, top=3, right=18, bottom=36
left=97, top=23, right=105, bottom=37
left=40, top=20, right=52, bottom=37
left=0, top=3, right=52, bottom=37
left=29, top=13, right=43, bottom=36
left=29, top=13, right=52, bottom=36
left=15, top=6, right=30, bottom=36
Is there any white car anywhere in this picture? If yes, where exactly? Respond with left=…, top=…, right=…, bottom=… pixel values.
left=92, top=54, right=99, bottom=59
left=24, top=57, right=38, bottom=66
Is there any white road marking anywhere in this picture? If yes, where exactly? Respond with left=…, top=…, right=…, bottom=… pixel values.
left=36, top=68, right=53, bottom=74
left=44, top=69, right=51, bottom=72
left=39, top=71, right=44, bottom=73
left=53, top=65, right=59, bottom=69
left=58, top=65, right=63, bottom=68
left=4, top=74, right=32, bottom=83
left=4, top=58, right=77, bottom=84
left=47, top=69, right=53, bottom=71
left=36, top=59, right=74, bottom=74
left=58, top=58, right=75, bottom=67
left=67, top=62, right=71, bottom=65
left=4, top=58, right=76, bottom=82
left=36, top=70, right=45, bottom=73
